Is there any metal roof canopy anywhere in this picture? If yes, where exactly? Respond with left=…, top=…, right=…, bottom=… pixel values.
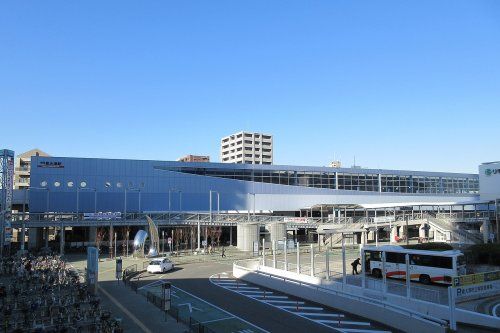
left=306, top=200, right=495, bottom=211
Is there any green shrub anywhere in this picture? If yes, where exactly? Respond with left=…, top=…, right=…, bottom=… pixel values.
left=401, top=243, right=454, bottom=251
left=466, top=244, right=500, bottom=266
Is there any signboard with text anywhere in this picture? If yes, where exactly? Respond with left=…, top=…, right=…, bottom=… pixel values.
left=87, top=247, right=99, bottom=294
left=452, top=271, right=500, bottom=301
left=283, top=217, right=310, bottom=223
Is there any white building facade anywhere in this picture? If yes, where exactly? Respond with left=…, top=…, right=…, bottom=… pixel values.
left=220, top=131, right=273, bottom=164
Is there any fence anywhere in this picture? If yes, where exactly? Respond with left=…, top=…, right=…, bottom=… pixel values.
left=123, top=271, right=216, bottom=333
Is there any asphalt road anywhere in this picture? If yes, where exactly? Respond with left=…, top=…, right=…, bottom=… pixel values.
left=136, top=260, right=394, bottom=333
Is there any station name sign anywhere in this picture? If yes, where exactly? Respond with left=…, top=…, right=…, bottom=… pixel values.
left=485, top=168, right=500, bottom=176
left=38, top=161, right=64, bottom=168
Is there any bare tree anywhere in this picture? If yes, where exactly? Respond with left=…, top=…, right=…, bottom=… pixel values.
left=95, top=228, right=107, bottom=257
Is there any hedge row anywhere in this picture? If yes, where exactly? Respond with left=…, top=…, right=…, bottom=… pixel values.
left=401, top=243, right=454, bottom=251
left=465, top=243, right=500, bottom=266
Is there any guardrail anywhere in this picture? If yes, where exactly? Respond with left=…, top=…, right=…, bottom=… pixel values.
left=234, top=260, right=448, bottom=329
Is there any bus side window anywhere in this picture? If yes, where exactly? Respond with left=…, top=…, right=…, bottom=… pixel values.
left=386, top=252, right=404, bottom=263
left=410, top=255, right=420, bottom=265
left=438, top=257, right=452, bottom=269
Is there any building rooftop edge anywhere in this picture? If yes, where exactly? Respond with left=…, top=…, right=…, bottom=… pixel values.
left=32, top=155, right=479, bottom=177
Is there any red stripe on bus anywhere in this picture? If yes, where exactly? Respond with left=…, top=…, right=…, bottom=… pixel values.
left=386, top=271, right=406, bottom=277
left=431, top=276, right=445, bottom=282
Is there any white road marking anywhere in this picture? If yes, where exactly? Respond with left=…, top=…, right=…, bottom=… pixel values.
left=339, top=328, right=391, bottom=333
left=237, top=290, right=273, bottom=294
left=172, top=286, right=269, bottom=333
left=264, top=300, right=305, bottom=305
left=319, top=320, right=371, bottom=326
left=209, top=273, right=384, bottom=333
left=251, top=295, right=288, bottom=299
left=178, top=303, right=203, bottom=313
left=201, top=316, right=234, bottom=324
left=138, top=279, right=163, bottom=290
left=227, top=286, right=260, bottom=290
left=296, top=313, right=344, bottom=318
left=278, top=306, right=324, bottom=311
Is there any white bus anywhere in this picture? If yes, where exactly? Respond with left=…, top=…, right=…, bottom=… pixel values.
left=362, top=245, right=466, bottom=285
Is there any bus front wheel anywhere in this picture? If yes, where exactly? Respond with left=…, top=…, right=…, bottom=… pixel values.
left=419, top=275, right=431, bottom=285
left=372, top=269, right=382, bottom=278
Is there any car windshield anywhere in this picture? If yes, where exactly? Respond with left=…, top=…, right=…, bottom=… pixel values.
left=149, top=261, right=161, bottom=265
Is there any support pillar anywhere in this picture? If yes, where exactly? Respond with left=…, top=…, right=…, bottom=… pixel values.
left=272, top=241, right=277, bottom=268
left=109, top=224, right=114, bottom=259
left=59, top=224, right=65, bottom=255
left=419, top=224, right=426, bottom=239
left=390, top=226, right=398, bottom=243
left=44, top=228, right=49, bottom=248
left=310, top=244, right=315, bottom=277
left=89, top=227, right=97, bottom=246
left=296, top=241, right=300, bottom=274
left=481, top=220, right=489, bottom=244
left=229, top=226, right=233, bottom=246
left=20, top=223, right=26, bottom=252
left=28, top=228, right=42, bottom=249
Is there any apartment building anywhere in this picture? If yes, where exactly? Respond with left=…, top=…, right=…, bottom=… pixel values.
left=220, top=131, right=273, bottom=164
left=14, top=148, right=50, bottom=189
left=177, top=155, right=210, bottom=163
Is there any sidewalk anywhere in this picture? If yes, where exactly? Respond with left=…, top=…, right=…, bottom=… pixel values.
left=68, top=257, right=189, bottom=333
left=98, top=279, right=188, bottom=333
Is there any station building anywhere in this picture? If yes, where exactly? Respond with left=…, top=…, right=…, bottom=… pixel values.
left=27, top=156, right=482, bottom=215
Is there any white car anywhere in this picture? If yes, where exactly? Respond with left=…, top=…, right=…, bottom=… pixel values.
left=147, top=258, right=174, bottom=274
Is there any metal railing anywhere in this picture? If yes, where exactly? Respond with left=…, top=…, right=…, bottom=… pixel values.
left=235, top=260, right=448, bottom=328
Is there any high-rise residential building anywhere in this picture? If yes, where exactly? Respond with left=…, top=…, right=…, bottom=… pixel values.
left=177, top=155, right=210, bottom=163
left=220, top=131, right=273, bottom=164
left=14, top=148, right=50, bottom=189
left=329, top=160, right=342, bottom=168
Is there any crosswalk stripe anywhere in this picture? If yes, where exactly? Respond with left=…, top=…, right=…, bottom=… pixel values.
left=237, top=290, right=272, bottom=294
left=336, top=321, right=371, bottom=326
left=338, top=329, right=391, bottom=333
left=264, top=300, right=305, bottom=304
left=278, top=306, right=323, bottom=311
left=297, top=312, right=344, bottom=318
left=252, top=295, right=288, bottom=299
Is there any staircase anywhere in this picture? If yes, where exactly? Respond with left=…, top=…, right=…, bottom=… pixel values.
left=425, top=217, right=483, bottom=244
left=322, top=222, right=365, bottom=247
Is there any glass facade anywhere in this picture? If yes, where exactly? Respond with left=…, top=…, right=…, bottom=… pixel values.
left=154, top=166, right=479, bottom=195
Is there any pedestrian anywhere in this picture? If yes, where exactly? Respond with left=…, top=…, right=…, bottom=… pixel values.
left=221, top=246, right=226, bottom=258
left=351, top=258, right=361, bottom=275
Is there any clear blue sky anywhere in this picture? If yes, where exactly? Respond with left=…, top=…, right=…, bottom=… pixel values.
left=1, top=1, right=498, bottom=173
